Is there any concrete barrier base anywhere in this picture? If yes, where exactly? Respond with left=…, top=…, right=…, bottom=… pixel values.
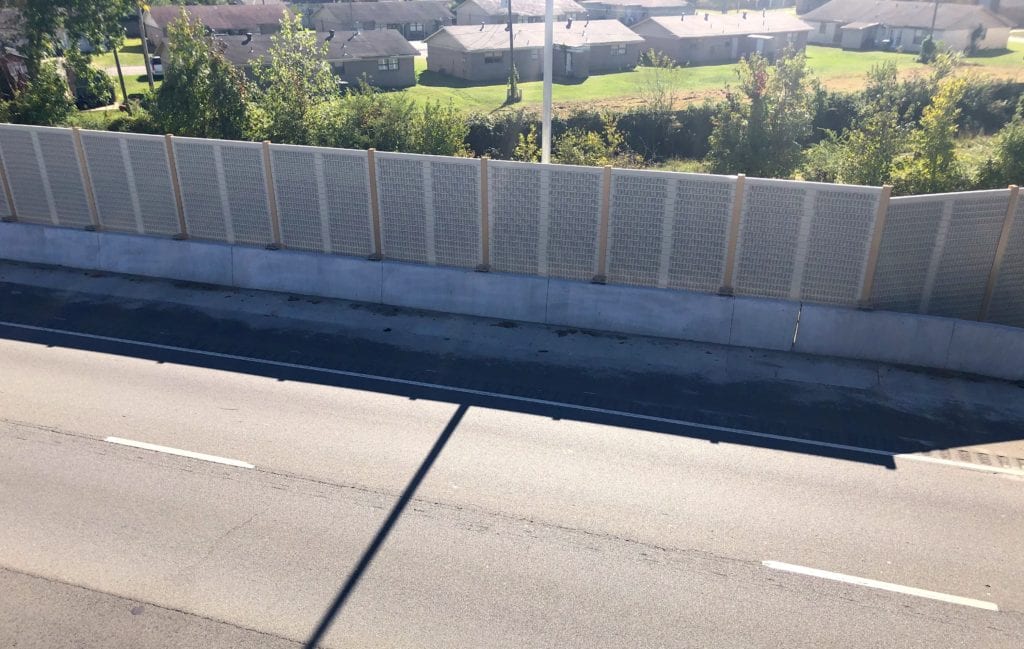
left=2, top=221, right=1022, bottom=382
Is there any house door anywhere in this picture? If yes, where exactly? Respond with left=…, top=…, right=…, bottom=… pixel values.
left=565, top=51, right=573, bottom=75
left=832, top=24, right=842, bottom=44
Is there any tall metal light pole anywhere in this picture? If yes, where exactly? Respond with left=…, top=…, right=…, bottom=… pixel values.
left=541, top=0, right=553, bottom=163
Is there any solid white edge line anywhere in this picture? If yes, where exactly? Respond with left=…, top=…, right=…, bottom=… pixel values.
left=105, top=436, right=255, bottom=469
left=895, top=453, right=1023, bottom=476
left=1, top=319, right=1019, bottom=475
left=762, top=560, right=999, bottom=611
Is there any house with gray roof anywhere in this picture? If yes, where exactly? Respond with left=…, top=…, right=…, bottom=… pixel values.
left=802, top=0, right=1014, bottom=52
left=630, top=11, right=812, bottom=64
left=578, top=0, right=694, bottom=26
left=425, top=19, right=644, bottom=81
left=211, top=29, right=418, bottom=89
left=454, top=0, right=586, bottom=26
left=306, top=1, right=454, bottom=41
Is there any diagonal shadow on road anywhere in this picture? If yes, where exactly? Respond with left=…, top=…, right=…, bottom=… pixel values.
left=303, top=404, right=469, bottom=649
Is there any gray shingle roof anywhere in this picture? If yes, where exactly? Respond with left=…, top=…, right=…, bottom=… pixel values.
left=801, top=0, right=1014, bottom=30
left=217, top=29, right=418, bottom=66
left=311, top=1, right=454, bottom=28
left=458, top=0, right=587, bottom=18
left=148, top=4, right=292, bottom=31
left=632, top=12, right=812, bottom=38
left=425, top=19, right=644, bottom=50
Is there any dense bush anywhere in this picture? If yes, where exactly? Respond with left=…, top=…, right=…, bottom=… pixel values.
left=72, top=64, right=115, bottom=110
left=8, top=61, right=75, bottom=126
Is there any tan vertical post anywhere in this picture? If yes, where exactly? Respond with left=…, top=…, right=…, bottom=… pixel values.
left=0, top=143, right=16, bottom=222
left=859, top=184, right=893, bottom=308
left=164, top=134, right=189, bottom=239
left=72, top=126, right=100, bottom=230
left=719, top=173, right=746, bottom=295
left=262, top=140, right=283, bottom=249
left=979, top=185, right=1020, bottom=322
left=367, top=148, right=383, bottom=260
left=593, top=165, right=612, bottom=284
left=477, top=156, right=490, bottom=272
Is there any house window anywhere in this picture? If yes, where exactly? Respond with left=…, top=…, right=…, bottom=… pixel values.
left=376, top=25, right=387, bottom=31
left=484, top=51, right=504, bottom=63
left=611, top=43, right=627, bottom=55
left=410, top=23, right=424, bottom=33
left=378, top=56, right=399, bottom=71
left=531, top=49, right=539, bottom=59
left=818, top=22, right=827, bottom=34
left=912, top=29, right=926, bottom=45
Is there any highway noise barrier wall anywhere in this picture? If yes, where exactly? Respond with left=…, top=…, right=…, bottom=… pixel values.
left=1, top=124, right=1023, bottom=380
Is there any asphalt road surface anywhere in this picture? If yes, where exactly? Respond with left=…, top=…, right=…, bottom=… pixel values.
left=1, top=263, right=1022, bottom=648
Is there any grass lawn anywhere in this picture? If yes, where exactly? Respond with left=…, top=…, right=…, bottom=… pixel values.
left=90, top=37, right=147, bottom=70
left=404, top=38, right=1024, bottom=114
left=90, top=37, right=160, bottom=103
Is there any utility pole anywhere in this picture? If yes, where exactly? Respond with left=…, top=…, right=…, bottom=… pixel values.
left=929, top=0, right=940, bottom=36
left=506, top=0, right=518, bottom=103
left=112, top=44, right=130, bottom=111
left=138, top=5, right=155, bottom=91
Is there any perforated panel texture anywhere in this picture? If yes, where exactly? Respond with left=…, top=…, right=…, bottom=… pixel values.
left=800, top=188, right=878, bottom=306
left=489, top=162, right=541, bottom=276
left=0, top=127, right=51, bottom=223
left=871, top=197, right=944, bottom=313
left=988, top=198, right=1024, bottom=327
left=37, top=128, right=91, bottom=227
left=734, top=181, right=805, bottom=299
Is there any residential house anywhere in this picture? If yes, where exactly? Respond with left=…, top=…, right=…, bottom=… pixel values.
left=0, top=8, right=27, bottom=98
left=425, top=19, right=644, bottom=82
left=216, top=29, right=418, bottom=88
left=945, top=1, right=1024, bottom=28
left=579, top=0, right=694, bottom=26
left=801, top=0, right=1013, bottom=52
left=144, top=4, right=293, bottom=52
left=454, top=0, right=586, bottom=26
left=307, top=2, right=454, bottom=41
left=630, top=11, right=812, bottom=64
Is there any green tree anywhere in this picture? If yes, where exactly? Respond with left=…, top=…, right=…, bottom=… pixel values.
left=632, top=49, right=678, bottom=160
left=706, top=51, right=815, bottom=178
left=414, top=100, right=469, bottom=156
left=7, top=61, right=75, bottom=126
left=252, top=13, right=338, bottom=145
left=14, top=0, right=135, bottom=73
left=306, top=83, right=416, bottom=151
left=152, top=12, right=250, bottom=140
left=893, top=77, right=969, bottom=194
left=802, top=63, right=909, bottom=186
left=554, top=115, right=641, bottom=167
left=918, top=35, right=937, bottom=64
left=976, top=100, right=1024, bottom=188
left=513, top=125, right=540, bottom=162
left=66, top=50, right=115, bottom=110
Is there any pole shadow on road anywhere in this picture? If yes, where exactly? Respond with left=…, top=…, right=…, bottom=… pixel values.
left=303, top=404, right=468, bottom=649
